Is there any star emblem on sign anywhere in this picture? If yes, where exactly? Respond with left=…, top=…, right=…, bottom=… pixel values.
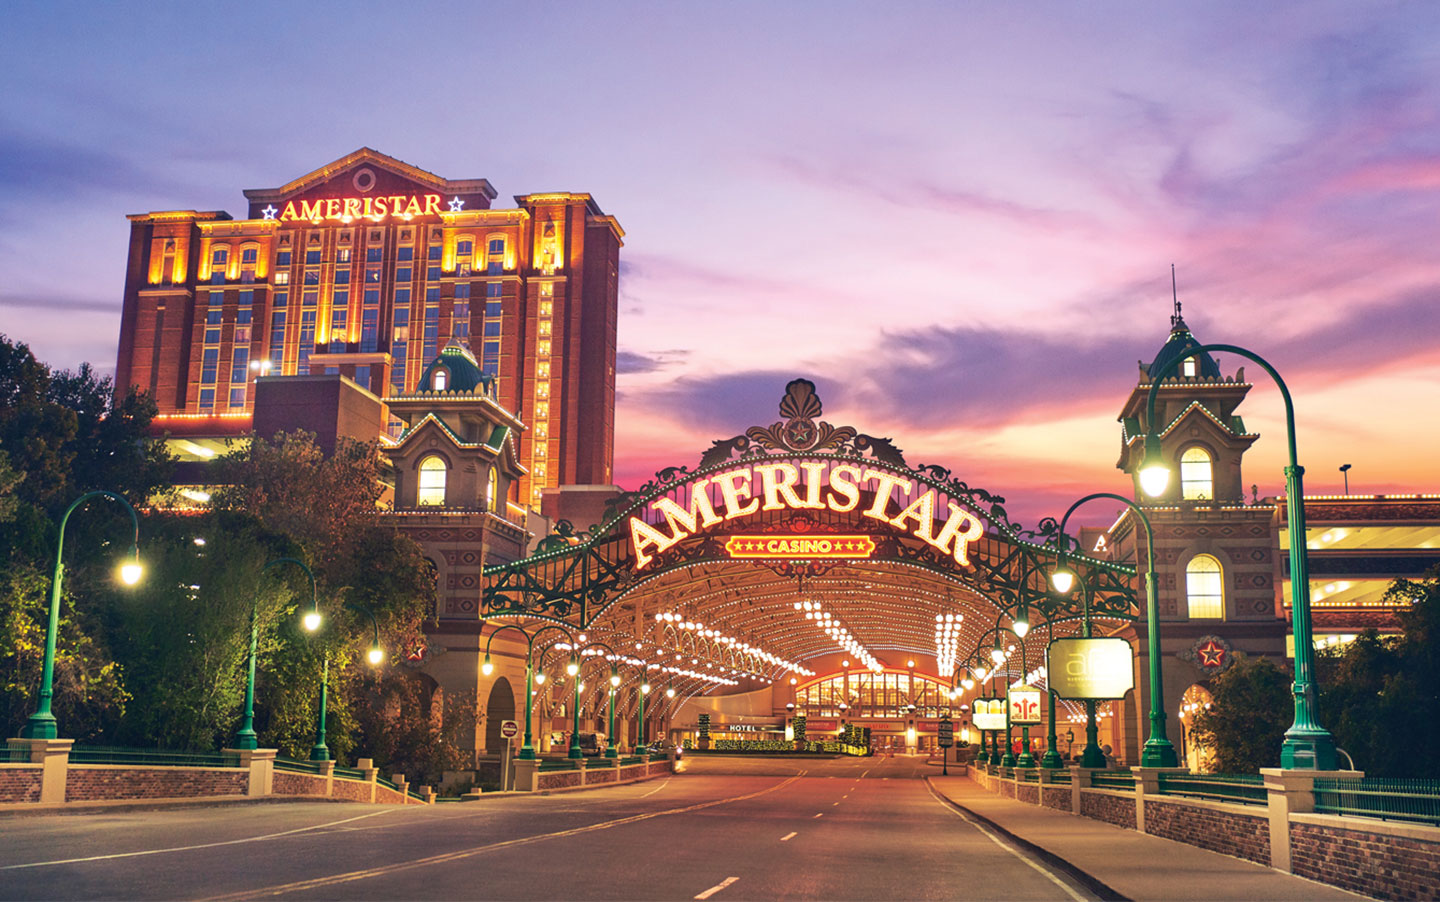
left=448, top=196, right=465, bottom=212
left=261, top=205, right=278, bottom=220
left=1197, top=639, right=1226, bottom=667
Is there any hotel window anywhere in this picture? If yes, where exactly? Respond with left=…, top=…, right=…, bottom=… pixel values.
left=298, top=292, right=318, bottom=374
left=486, top=467, right=497, bottom=512
left=201, top=347, right=219, bottom=384
left=329, top=306, right=348, bottom=351
left=228, top=387, right=246, bottom=408
left=277, top=251, right=292, bottom=267
left=211, top=247, right=228, bottom=268
left=422, top=291, right=439, bottom=363
left=417, top=456, right=447, bottom=506
left=304, top=270, right=320, bottom=286
left=338, top=248, right=352, bottom=264
left=241, top=248, right=257, bottom=265
left=391, top=307, right=410, bottom=392
left=486, top=236, right=505, bottom=274
left=269, top=291, right=287, bottom=370
left=366, top=247, right=383, bottom=263
left=482, top=341, right=500, bottom=376
left=274, top=271, right=290, bottom=285
left=428, top=245, right=441, bottom=261
left=199, top=387, right=216, bottom=410
left=396, top=266, right=412, bottom=283
left=335, top=268, right=351, bottom=285
left=306, top=250, right=321, bottom=265
left=454, top=283, right=471, bottom=341
left=398, top=247, right=413, bottom=262
left=1185, top=555, right=1224, bottom=619
left=1180, top=447, right=1213, bottom=500
left=483, top=321, right=501, bottom=338
left=360, top=309, right=379, bottom=352
left=456, top=239, right=474, bottom=257
left=433, top=369, right=448, bottom=391
left=230, top=347, right=249, bottom=386
left=488, top=238, right=505, bottom=255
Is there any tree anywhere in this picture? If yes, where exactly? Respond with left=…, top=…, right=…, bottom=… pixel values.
left=1188, top=655, right=1292, bottom=773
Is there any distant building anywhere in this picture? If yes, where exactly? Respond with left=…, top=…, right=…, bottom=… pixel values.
left=116, top=147, right=623, bottom=509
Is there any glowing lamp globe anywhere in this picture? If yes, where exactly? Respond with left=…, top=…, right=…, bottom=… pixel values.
left=302, top=610, right=322, bottom=632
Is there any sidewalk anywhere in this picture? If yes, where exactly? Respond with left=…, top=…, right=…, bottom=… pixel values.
left=926, top=776, right=1367, bottom=901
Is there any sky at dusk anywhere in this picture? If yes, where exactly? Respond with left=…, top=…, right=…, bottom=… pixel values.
left=2, top=1, right=1437, bottom=529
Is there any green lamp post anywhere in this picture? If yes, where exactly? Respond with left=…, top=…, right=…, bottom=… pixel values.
left=21, top=491, right=143, bottom=740
left=1140, top=343, right=1336, bottom=770
left=1056, top=493, right=1179, bottom=768
left=1038, top=607, right=1065, bottom=769
left=637, top=669, right=652, bottom=750
left=566, top=650, right=583, bottom=759
left=482, top=623, right=574, bottom=760
left=235, top=557, right=315, bottom=751
left=1048, top=565, right=1106, bottom=768
left=297, top=589, right=383, bottom=762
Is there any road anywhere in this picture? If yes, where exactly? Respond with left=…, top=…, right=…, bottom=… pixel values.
left=0, top=754, right=1095, bottom=901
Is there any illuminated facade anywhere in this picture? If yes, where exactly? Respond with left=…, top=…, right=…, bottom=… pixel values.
left=115, top=147, right=623, bottom=508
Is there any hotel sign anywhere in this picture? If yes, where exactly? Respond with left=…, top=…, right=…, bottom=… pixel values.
left=629, top=461, right=984, bottom=569
left=1046, top=638, right=1135, bottom=700
left=972, top=697, right=1007, bottom=731
left=724, top=534, right=875, bottom=560
left=269, top=194, right=444, bottom=223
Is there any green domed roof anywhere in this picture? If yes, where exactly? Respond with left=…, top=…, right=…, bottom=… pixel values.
left=1148, top=311, right=1219, bottom=381
left=417, top=341, right=491, bottom=393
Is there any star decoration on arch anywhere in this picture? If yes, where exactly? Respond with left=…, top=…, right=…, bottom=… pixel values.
left=448, top=196, right=465, bottom=213
left=261, top=205, right=278, bottom=220
left=1196, top=639, right=1226, bottom=667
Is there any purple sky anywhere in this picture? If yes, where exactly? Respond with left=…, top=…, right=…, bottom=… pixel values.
left=2, top=1, right=1437, bottom=528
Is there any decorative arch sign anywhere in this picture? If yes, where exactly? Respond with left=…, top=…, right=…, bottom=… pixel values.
left=627, top=460, right=985, bottom=570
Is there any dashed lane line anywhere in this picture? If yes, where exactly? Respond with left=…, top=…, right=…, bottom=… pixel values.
left=780, top=832, right=797, bottom=842
left=813, top=812, right=823, bottom=818
left=202, top=776, right=801, bottom=900
left=694, top=877, right=739, bottom=899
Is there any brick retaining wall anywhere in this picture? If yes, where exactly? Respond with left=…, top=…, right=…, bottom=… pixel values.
left=273, top=771, right=328, bottom=796
left=1040, top=785, right=1071, bottom=812
left=1079, top=789, right=1136, bottom=829
left=1016, top=783, right=1039, bottom=804
left=538, top=770, right=582, bottom=790
left=0, top=766, right=42, bottom=803
left=1144, top=798, right=1269, bottom=865
left=1291, top=820, right=1440, bottom=902
left=66, top=766, right=247, bottom=801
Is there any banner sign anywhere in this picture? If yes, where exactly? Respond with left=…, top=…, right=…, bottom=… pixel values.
left=972, top=697, right=1007, bottom=731
left=1007, top=685, right=1043, bottom=725
left=1046, top=637, right=1135, bottom=700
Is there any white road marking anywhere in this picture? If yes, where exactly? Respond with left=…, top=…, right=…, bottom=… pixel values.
left=780, top=832, right=797, bottom=842
left=640, top=779, right=671, bottom=798
left=924, top=781, right=1087, bottom=902
left=813, top=812, right=823, bottom=818
left=832, top=801, right=839, bottom=806
left=694, top=877, right=739, bottom=899
left=0, top=809, right=403, bottom=871
left=860, top=770, right=870, bottom=778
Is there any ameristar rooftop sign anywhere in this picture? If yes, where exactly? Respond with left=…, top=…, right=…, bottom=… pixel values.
left=628, top=461, right=985, bottom=570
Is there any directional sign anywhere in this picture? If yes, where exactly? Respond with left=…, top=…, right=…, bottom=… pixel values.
left=1008, top=685, right=1043, bottom=725
left=1046, top=637, right=1135, bottom=700
left=937, top=717, right=954, bottom=748
left=500, top=720, right=519, bottom=739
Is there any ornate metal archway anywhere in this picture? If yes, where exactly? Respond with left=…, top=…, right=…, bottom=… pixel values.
left=483, top=380, right=1137, bottom=716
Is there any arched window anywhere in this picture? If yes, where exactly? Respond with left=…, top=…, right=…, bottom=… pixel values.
left=432, top=368, right=448, bottom=391
left=417, top=456, right=447, bottom=506
left=485, top=467, right=497, bottom=512
left=1186, top=554, right=1224, bottom=619
left=1180, top=446, right=1213, bottom=500
left=1182, top=356, right=1197, bottom=378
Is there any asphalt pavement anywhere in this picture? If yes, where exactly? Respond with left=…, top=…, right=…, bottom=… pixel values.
left=0, top=755, right=1370, bottom=901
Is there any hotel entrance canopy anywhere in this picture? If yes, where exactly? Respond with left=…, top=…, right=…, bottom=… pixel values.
left=482, top=380, right=1138, bottom=708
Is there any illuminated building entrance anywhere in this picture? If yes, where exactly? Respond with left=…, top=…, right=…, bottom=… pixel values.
left=480, top=380, right=1141, bottom=761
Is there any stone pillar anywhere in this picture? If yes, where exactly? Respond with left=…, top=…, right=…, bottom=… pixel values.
left=416, top=785, right=436, bottom=803
left=11, top=738, right=72, bottom=804
left=515, top=758, right=539, bottom=792
left=1260, top=767, right=1363, bottom=873
left=1131, top=766, right=1188, bottom=834
left=1069, top=765, right=1090, bottom=816
left=357, top=757, right=378, bottom=802
left=576, top=758, right=589, bottom=785
left=226, top=748, right=277, bottom=797
left=315, top=759, right=335, bottom=797
left=391, top=772, right=409, bottom=802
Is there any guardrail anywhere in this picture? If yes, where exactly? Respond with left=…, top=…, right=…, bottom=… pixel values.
left=1157, top=772, right=1265, bottom=806
left=1314, top=776, right=1440, bottom=825
left=1089, top=770, right=1135, bottom=791
left=1, top=745, right=33, bottom=763
left=539, top=759, right=578, bottom=771
left=274, top=757, right=328, bottom=774
left=67, top=746, right=241, bottom=768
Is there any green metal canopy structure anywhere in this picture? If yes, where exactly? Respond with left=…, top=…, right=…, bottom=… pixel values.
left=482, top=380, right=1139, bottom=718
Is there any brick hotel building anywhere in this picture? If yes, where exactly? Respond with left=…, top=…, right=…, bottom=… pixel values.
left=115, top=148, right=623, bottom=509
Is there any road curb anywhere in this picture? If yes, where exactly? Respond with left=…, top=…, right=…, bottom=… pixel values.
left=924, top=777, right=1130, bottom=902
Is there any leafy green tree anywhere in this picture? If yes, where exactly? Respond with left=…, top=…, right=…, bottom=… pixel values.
left=1189, top=655, right=1292, bottom=773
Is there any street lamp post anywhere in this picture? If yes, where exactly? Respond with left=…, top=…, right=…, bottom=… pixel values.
left=1048, top=567, right=1106, bottom=768
left=1140, top=344, right=1336, bottom=770
left=310, top=656, right=330, bottom=761
left=298, top=589, right=383, bottom=762
left=1056, top=494, right=1178, bottom=768
left=483, top=624, right=574, bottom=761
left=235, top=558, right=315, bottom=750
left=22, top=491, right=143, bottom=740
left=638, top=673, right=652, bottom=750
left=1039, top=611, right=1065, bottom=769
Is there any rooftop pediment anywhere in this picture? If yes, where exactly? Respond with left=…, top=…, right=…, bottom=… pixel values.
left=242, top=148, right=496, bottom=222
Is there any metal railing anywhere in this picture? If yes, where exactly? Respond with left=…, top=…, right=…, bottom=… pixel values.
left=1019, top=769, right=1042, bottom=783
left=332, top=765, right=367, bottom=781
left=1157, top=772, right=1265, bottom=806
left=1314, top=777, right=1440, bottom=825
left=1048, top=770, right=1072, bottom=785
left=274, top=757, right=328, bottom=775
left=1, top=745, right=33, bottom=764
left=67, top=746, right=241, bottom=768
left=1089, top=770, right=1135, bottom=791
left=539, top=759, right=578, bottom=771
left=376, top=775, right=401, bottom=792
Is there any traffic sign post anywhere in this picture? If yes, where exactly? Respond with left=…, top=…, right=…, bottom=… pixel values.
left=500, top=720, right=519, bottom=740
left=937, top=716, right=954, bottom=775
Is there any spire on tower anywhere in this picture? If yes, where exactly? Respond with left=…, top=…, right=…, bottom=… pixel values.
left=1170, top=263, right=1184, bottom=330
